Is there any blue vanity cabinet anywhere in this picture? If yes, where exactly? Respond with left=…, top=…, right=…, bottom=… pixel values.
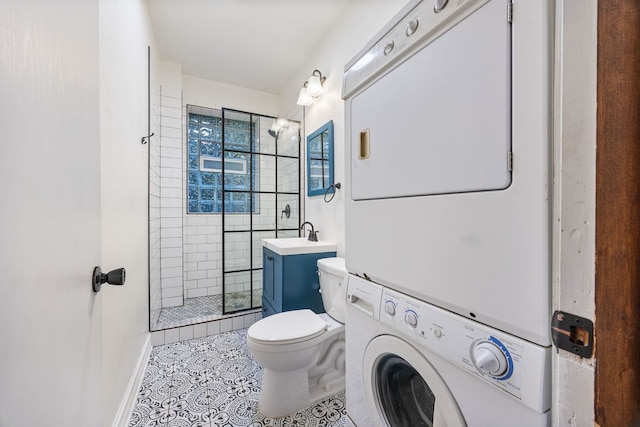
left=262, top=248, right=282, bottom=317
left=262, top=247, right=337, bottom=317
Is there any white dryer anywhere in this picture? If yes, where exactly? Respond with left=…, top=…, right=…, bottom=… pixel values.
left=343, top=0, right=554, bottom=347
left=345, top=275, right=551, bottom=427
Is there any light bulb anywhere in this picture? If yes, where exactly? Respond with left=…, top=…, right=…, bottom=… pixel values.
left=296, top=86, right=313, bottom=106
left=306, top=74, right=323, bottom=97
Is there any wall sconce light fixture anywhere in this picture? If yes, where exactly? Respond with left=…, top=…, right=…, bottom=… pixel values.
left=296, top=69, right=326, bottom=106
left=297, top=82, right=314, bottom=107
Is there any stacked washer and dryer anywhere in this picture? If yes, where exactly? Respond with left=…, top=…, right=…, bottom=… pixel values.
left=342, top=0, right=553, bottom=425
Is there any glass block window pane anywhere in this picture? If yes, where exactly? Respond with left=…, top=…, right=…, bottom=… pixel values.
left=187, top=106, right=259, bottom=214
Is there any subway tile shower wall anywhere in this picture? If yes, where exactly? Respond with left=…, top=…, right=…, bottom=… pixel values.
left=149, top=76, right=162, bottom=326
left=181, top=104, right=223, bottom=298
left=159, top=86, right=185, bottom=309
left=182, top=215, right=224, bottom=298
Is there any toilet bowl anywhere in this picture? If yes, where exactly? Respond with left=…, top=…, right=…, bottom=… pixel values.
left=247, top=257, right=347, bottom=418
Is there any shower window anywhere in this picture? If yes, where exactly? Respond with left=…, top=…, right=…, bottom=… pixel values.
left=200, top=156, right=247, bottom=174
left=187, top=105, right=257, bottom=213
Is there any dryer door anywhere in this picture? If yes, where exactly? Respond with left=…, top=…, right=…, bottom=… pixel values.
left=348, top=0, right=511, bottom=201
left=363, top=335, right=467, bottom=427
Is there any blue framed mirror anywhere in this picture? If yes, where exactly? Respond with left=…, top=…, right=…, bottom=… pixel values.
left=307, top=120, right=334, bottom=197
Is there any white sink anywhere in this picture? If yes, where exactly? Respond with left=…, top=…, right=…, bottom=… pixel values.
left=262, top=238, right=337, bottom=256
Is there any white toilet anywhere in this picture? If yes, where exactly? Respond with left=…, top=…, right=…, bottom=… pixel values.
left=247, top=257, right=347, bottom=418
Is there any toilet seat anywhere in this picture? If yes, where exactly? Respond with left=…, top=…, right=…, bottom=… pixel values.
left=248, top=309, right=327, bottom=345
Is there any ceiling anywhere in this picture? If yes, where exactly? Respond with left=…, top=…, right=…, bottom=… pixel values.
left=146, top=0, right=352, bottom=95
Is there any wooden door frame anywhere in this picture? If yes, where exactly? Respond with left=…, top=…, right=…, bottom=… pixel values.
left=595, top=2, right=640, bottom=425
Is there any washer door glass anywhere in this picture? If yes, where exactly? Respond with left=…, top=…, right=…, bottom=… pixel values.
left=363, top=335, right=467, bottom=427
left=377, top=354, right=435, bottom=426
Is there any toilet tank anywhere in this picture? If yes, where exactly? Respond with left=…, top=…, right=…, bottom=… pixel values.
left=317, top=257, right=347, bottom=323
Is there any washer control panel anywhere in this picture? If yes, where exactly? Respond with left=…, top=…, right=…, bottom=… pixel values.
left=379, top=287, right=550, bottom=413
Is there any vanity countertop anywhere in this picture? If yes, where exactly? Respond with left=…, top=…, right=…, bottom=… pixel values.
left=262, top=238, right=337, bottom=256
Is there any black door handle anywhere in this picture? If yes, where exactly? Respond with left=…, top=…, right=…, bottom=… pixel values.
left=92, top=266, right=126, bottom=293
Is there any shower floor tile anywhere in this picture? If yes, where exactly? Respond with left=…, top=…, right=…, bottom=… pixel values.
left=152, top=291, right=262, bottom=330
left=129, top=329, right=345, bottom=427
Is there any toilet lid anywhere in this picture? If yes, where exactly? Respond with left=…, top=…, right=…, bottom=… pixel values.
left=248, top=309, right=327, bottom=344
left=317, top=257, right=346, bottom=277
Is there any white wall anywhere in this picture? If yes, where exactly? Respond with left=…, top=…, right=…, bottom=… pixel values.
left=0, top=1, right=103, bottom=425
left=99, top=0, right=158, bottom=424
left=183, top=74, right=279, bottom=116
left=278, top=0, right=408, bottom=255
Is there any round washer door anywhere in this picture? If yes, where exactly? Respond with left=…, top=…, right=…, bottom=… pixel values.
left=363, top=335, right=467, bottom=427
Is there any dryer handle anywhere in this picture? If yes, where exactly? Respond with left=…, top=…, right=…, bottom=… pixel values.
left=359, top=129, right=370, bottom=160
left=347, top=293, right=375, bottom=317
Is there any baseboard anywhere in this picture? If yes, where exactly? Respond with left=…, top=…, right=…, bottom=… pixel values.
left=112, top=333, right=152, bottom=427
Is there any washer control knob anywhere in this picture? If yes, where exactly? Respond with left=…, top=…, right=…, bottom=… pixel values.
left=383, top=40, right=395, bottom=56
left=384, top=301, right=396, bottom=316
left=433, top=328, right=442, bottom=338
left=404, top=310, right=418, bottom=328
left=471, top=341, right=508, bottom=377
left=406, top=19, right=419, bottom=37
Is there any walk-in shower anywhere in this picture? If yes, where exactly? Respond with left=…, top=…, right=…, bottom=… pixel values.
left=149, top=95, right=301, bottom=331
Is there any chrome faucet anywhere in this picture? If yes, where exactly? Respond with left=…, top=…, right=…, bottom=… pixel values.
left=300, top=221, right=318, bottom=242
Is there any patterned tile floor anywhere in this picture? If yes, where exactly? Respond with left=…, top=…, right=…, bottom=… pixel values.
left=129, top=329, right=346, bottom=427
left=152, top=292, right=262, bottom=331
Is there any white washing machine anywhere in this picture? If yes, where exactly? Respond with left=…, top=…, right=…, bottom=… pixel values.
left=345, top=275, right=551, bottom=427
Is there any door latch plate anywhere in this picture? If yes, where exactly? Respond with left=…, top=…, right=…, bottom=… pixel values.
left=551, top=310, right=593, bottom=358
